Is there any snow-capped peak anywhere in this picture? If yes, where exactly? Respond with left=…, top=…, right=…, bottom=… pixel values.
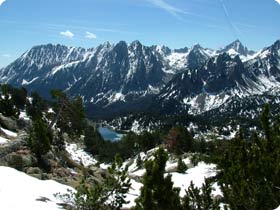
left=220, top=39, right=255, bottom=57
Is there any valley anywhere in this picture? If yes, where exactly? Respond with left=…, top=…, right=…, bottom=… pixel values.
left=1, top=0, right=280, bottom=209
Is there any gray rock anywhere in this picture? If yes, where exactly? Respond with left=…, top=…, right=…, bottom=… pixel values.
left=21, top=154, right=34, bottom=167
left=26, top=167, right=42, bottom=175
left=0, top=113, right=18, bottom=131
left=3, top=153, right=24, bottom=170
left=29, top=173, right=42, bottom=179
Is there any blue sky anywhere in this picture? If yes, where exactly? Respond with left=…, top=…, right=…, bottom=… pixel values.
left=0, top=0, right=280, bottom=67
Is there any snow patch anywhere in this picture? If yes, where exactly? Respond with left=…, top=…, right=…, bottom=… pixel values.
left=0, top=136, right=9, bottom=144
left=0, top=166, right=74, bottom=210
left=184, top=93, right=230, bottom=115
left=22, top=77, right=38, bottom=85
left=275, top=205, right=280, bottom=210
left=65, top=143, right=97, bottom=167
left=167, top=52, right=188, bottom=70
left=124, top=179, right=142, bottom=208
left=131, top=120, right=141, bottom=134
left=1, top=127, right=17, bottom=137
left=170, top=162, right=220, bottom=197
left=19, top=111, right=30, bottom=121
left=108, top=92, right=125, bottom=103
left=51, top=61, right=80, bottom=75
left=124, top=160, right=220, bottom=208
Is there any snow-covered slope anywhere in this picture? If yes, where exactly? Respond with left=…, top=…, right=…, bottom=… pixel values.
left=65, top=143, right=98, bottom=167
left=154, top=39, right=280, bottom=115
left=124, top=160, right=220, bottom=208
left=0, top=166, right=73, bottom=210
left=63, top=144, right=221, bottom=208
left=120, top=147, right=221, bottom=208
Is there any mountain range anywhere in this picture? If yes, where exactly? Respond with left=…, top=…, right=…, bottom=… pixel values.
left=1, top=39, right=280, bottom=123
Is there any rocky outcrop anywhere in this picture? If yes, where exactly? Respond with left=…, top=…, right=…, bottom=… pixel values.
left=0, top=113, right=18, bottom=131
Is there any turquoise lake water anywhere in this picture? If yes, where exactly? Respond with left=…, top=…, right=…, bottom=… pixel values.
left=98, top=127, right=123, bottom=141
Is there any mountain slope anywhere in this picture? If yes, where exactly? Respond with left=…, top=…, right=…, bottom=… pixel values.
left=153, top=40, right=280, bottom=115
left=0, top=39, right=279, bottom=119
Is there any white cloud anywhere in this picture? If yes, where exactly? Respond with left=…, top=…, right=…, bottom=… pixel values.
left=85, top=31, right=97, bottom=39
left=146, top=0, right=186, bottom=18
left=275, top=0, right=280, bottom=4
left=145, top=0, right=204, bottom=20
left=60, top=30, right=74, bottom=38
left=0, top=0, right=6, bottom=6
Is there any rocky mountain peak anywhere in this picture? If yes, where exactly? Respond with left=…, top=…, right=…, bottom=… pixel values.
left=1, top=39, right=280, bottom=118
left=221, top=39, right=254, bottom=57
left=153, top=45, right=172, bottom=57
left=271, top=39, right=280, bottom=53
left=191, top=44, right=202, bottom=51
left=130, top=40, right=142, bottom=48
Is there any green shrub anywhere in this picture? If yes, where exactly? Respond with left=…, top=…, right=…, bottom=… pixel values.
left=177, top=157, right=188, bottom=173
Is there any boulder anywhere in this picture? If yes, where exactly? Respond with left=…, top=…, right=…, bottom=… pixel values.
left=0, top=113, right=18, bottom=131
left=3, top=153, right=24, bottom=170
left=26, top=167, right=42, bottom=175
left=29, top=173, right=43, bottom=179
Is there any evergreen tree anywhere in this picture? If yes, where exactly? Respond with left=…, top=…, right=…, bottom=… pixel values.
left=183, top=180, right=220, bottom=210
left=70, top=96, right=86, bottom=136
left=0, top=84, right=20, bottom=118
left=26, top=91, right=47, bottom=120
left=133, top=147, right=182, bottom=210
left=50, top=90, right=85, bottom=136
left=218, top=105, right=280, bottom=210
left=136, top=154, right=143, bottom=168
left=10, top=86, right=27, bottom=109
left=138, top=131, right=162, bottom=152
left=165, top=126, right=193, bottom=155
left=106, top=154, right=131, bottom=209
left=261, top=104, right=272, bottom=150
left=177, top=157, right=188, bottom=173
left=56, top=154, right=131, bottom=210
left=27, top=118, right=52, bottom=159
left=84, top=125, right=104, bottom=155
left=118, top=132, right=138, bottom=159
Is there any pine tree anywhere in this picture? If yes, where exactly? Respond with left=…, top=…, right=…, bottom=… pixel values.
left=28, top=118, right=52, bottom=159
left=133, top=147, right=182, bottom=210
left=177, top=157, right=188, bottom=173
left=69, top=96, right=86, bottom=136
left=26, top=91, right=47, bottom=120
left=56, top=154, right=131, bottom=210
left=50, top=90, right=85, bottom=136
left=0, top=84, right=20, bottom=118
left=10, top=86, right=27, bottom=109
left=183, top=180, right=220, bottom=210
left=136, top=154, right=143, bottom=168
left=84, top=125, right=104, bottom=155
left=218, top=105, right=280, bottom=210
left=165, top=126, right=193, bottom=155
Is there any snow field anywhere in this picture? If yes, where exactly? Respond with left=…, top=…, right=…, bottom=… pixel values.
left=0, top=166, right=74, bottom=210
left=65, top=144, right=221, bottom=208
left=65, top=143, right=97, bottom=167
